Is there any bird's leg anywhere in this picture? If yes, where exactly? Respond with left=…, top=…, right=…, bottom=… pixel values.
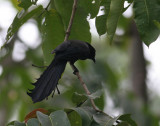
left=51, top=89, right=55, bottom=98
left=71, top=63, right=79, bottom=75
left=51, top=86, right=60, bottom=98
left=56, top=86, right=60, bottom=94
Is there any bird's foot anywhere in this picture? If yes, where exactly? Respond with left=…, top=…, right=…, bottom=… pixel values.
left=70, top=63, right=79, bottom=75
left=73, top=69, right=79, bottom=75
left=56, top=86, right=60, bottom=94
left=65, top=31, right=70, bottom=36
left=51, top=90, right=55, bottom=98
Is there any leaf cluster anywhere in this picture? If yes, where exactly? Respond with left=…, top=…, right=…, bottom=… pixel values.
left=7, top=92, right=137, bottom=126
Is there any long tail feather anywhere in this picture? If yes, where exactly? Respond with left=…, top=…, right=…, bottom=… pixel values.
left=27, top=59, right=67, bottom=103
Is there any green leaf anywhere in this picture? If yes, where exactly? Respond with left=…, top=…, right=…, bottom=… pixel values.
left=18, top=0, right=32, bottom=10
left=126, top=0, right=133, bottom=3
left=40, top=9, right=65, bottom=65
left=74, top=107, right=96, bottom=126
left=118, top=114, right=137, bottom=126
left=95, top=15, right=107, bottom=36
left=93, top=113, right=113, bottom=126
left=72, top=92, right=88, bottom=106
left=133, top=0, right=160, bottom=46
left=26, top=49, right=44, bottom=67
left=54, top=0, right=91, bottom=42
left=94, top=92, right=105, bottom=110
left=88, top=90, right=102, bottom=99
left=18, top=0, right=38, bottom=9
left=36, top=111, right=52, bottom=126
left=72, top=90, right=103, bottom=108
left=105, top=116, right=121, bottom=126
left=50, top=110, right=71, bottom=126
left=7, top=121, right=15, bottom=126
left=25, top=108, right=49, bottom=123
left=27, top=118, right=40, bottom=126
left=117, top=122, right=130, bottom=126
left=95, top=0, right=111, bottom=36
left=106, top=0, right=124, bottom=44
left=5, top=6, right=43, bottom=45
left=18, top=102, right=27, bottom=122
left=95, top=61, right=118, bottom=92
left=154, top=20, right=160, bottom=29
left=10, top=0, right=21, bottom=10
left=14, top=121, right=26, bottom=126
left=72, top=0, right=92, bottom=42
left=90, top=121, right=100, bottom=126
left=122, top=3, right=132, bottom=13
left=100, top=0, right=111, bottom=16
left=67, top=110, right=82, bottom=126
left=79, top=0, right=100, bottom=19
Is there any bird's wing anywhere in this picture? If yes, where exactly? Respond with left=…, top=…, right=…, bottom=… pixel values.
left=56, top=45, right=89, bottom=62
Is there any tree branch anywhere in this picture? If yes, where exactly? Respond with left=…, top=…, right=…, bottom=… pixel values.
left=64, top=0, right=78, bottom=41
left=63, top=0, right=99, bottom=111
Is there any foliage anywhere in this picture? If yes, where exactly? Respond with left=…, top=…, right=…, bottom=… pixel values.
left=1, top=0, right=160, bottom=125
left=5, top=5, right=43, bottom=46
left=3, top=0, right=160, bottom=48
left=7, top=92, right=137, bottom=126
left=133, top=0, right=160, bottom=46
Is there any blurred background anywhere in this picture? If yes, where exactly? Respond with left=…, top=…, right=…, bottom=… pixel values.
left=0, top=0, right=160, bottom=126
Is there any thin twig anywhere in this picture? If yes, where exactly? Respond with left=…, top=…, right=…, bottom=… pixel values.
left=45, top=0, right=52, bottom=11
left=75, top=71, right=100, bottom=111
left=32, top=64, right=47, bottom=68
left=64, top=0, right=78, bottom=41
left=63, top=0, right=99, bottom=111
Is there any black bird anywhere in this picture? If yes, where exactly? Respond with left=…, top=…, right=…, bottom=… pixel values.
left=27, top=40, right=96, bottom=103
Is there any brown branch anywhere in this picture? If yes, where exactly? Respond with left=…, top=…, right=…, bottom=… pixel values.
left=64, top=0, right=78, bottom=41
left=63, top=0, right=99, bottom=111
left=75, top=72, right=99, bottom=111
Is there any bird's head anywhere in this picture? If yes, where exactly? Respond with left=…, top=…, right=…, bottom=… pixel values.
left=86, top=43, right=96, bottom=63
left=92, top=58, right=96, bottom=63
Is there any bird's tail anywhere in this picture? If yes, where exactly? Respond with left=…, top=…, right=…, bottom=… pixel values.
left=27, top=59, right=67, bottom=103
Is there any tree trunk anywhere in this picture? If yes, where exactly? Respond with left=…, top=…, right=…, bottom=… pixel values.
left=130, top=21, right=148, bottom=103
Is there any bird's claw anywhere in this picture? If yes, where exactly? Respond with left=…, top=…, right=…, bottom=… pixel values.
left=73, top=69, right=79, bottom=75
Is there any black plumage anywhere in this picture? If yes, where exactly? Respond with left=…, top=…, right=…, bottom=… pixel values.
left=27, top=40, right=96, bottom=103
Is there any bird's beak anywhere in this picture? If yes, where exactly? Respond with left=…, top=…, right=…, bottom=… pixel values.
left=93, top=58, right=96, bottom=63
